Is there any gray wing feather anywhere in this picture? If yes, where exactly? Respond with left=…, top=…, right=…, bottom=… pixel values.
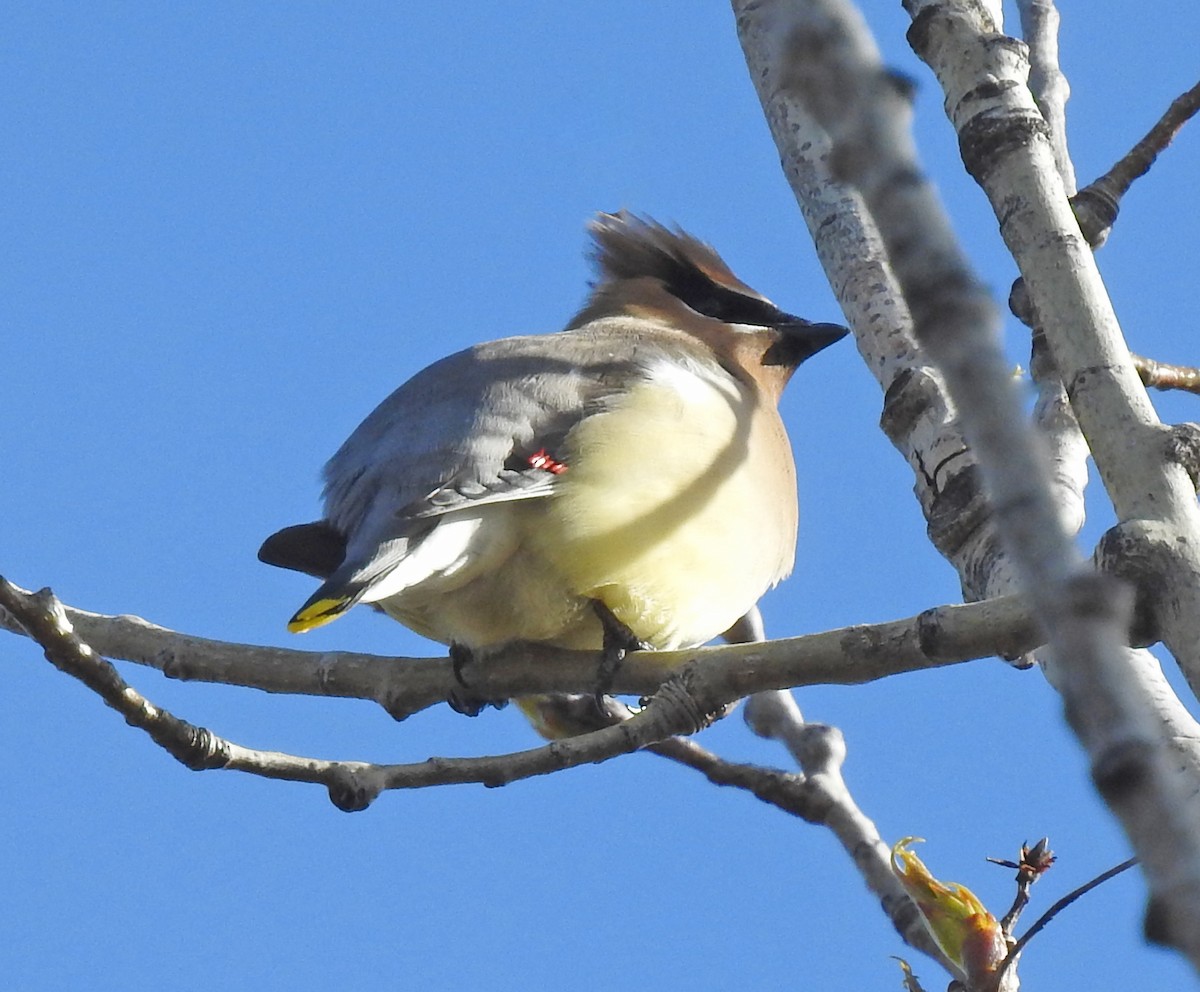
left=410, top=466, right=559, bottom=517
left=321, top=324, right=664, bottom=553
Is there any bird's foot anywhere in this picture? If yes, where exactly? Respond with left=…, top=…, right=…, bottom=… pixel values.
left=446, top=642, right=508, bottom=716
left=591, top=600, right=651, bottom=700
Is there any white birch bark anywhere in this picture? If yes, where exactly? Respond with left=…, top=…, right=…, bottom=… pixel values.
left=905, top=0, right=1200, bottom=963
left=733, top=0, right=1018, bottom=604
left=737, top=0, right=1200, bottom=969
left=907, top=1, right=1200, bottom=697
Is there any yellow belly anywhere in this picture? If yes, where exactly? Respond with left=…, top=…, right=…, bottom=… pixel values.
left=528, top=363, right=797, bottom=649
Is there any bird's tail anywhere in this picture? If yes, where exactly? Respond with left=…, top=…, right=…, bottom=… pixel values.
left=286, top=573, right=371, bottom=632
left=257, top=521, right=364, bottom=632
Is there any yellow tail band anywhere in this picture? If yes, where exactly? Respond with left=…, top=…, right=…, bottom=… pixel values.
left=287, top=597, right=348, bottom=633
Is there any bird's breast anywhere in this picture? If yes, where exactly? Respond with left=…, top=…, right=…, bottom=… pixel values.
left=529, top=356, right=798, bottom=648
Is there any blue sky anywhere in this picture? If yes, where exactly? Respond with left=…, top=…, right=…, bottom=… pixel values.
left=3, top=3, right=1199, bottom=989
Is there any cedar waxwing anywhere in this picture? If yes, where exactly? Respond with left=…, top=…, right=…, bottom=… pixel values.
left=259, top=212, right=846, bottom=671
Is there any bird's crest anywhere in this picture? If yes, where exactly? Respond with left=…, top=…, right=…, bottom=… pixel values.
left=588, top=211, right=770, bottom=305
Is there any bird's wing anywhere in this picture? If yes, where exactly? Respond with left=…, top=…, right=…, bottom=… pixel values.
left=275, top=325, right=680, bottom=630
left=321, top=328, right=662, bottom=533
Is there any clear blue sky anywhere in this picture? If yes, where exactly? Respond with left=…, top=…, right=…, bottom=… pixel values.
left=3, top=3, right=1198, bottom=989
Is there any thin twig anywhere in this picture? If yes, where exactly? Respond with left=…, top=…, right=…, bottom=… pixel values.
left=1017, top=0, right=1075, bottom=192
left=649, top=735, right=829, bottom=821
left=892, top=956, right=931, bottom=992
left=1073, top=80, right=1200, bottom=246
left=1133, top=353, right=1200, bottom=396
left=993, top=857, right=1138, bottom=986
left=0, top=583, right=235, bottom=772
left=991, top=837, right=1056, bottom=935
left=0, top=579, right=728, bottom=809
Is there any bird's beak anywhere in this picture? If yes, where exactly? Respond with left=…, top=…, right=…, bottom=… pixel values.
left=770, top=319, right=850, bottom=365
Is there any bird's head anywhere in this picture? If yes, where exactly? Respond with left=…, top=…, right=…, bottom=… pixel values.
left=575, top=211, right=847, bottom=399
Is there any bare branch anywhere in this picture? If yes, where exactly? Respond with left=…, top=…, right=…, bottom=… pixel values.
left=0, top=578, right=743, bottom=808
left=0, top=568, right=1023, bottom=974
left=902, top=0, right=1200, bottom=962
left=1014, top=1, right=1090, bottom=559
left=735, top=0, right=1200, bottom=963
left=994, top=857, right=1137, bottom=987
left=0, top=577, right=1043, bottom=718
left=509, top=682, right=956, bottom=971
left=0, top=582, right=239, bottom=774
left=1073, top=80, right=1200, bottom=247
left=1016, top=0, right=1075, bottom=192
left=744, top=693, right=965, bottom=979
left=991, top=837, right=1056, bottom=935
left=732, top=0, right=1016, bottom=607
left=1026, top=330, right=1090, bottom=539
left=1132, top=353, right=1200, bottom=396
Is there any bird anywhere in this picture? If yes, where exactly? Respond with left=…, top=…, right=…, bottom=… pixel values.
left=259, top=212, right=846, bottom=684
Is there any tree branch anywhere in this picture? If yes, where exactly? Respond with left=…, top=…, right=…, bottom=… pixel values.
left=480, top=650, right=960, bottom=972
left=902, top=0, right=1200, bottom=963
left=1072, top=79, right=1200, bottom=247
left=732, top=0, right=1017, bottom=607
left=0, top=578, right=753, bottom=809
left=743, top=690, right=965, bottom=979
left=1014, top=1, right=1090, bottom=559
left=1016, top=0, right=1075, bottom=193
left=994, top=857, right=1137, bottom=988
left=681, top=721, right=963, bottom=977
left=735, top=0, right=1200, bottom=967
left=0, top=576, right=1042, bottom=719
left=1132, top=353, right=1200, bottom=396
